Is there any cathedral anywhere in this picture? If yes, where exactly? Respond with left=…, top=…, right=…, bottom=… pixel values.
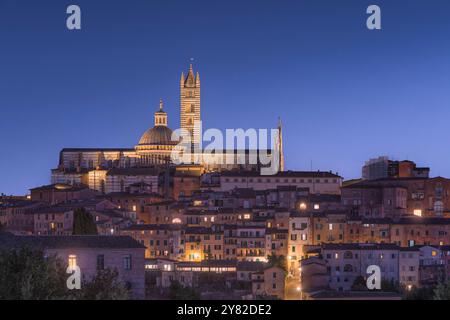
left=51, top=65, right=281, bottom=193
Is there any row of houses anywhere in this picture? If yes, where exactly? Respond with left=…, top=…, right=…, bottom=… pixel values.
left=300, top=243, right=450, bottom=296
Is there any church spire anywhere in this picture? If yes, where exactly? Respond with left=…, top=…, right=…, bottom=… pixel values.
left=184, top=64, right=196, bottom=87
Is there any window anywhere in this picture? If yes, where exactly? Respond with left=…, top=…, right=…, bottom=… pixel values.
left=344, top=264, right=353, bottom=272
left=344, top=251, right=353, bottom=259
left=123, top=255, right=132, bottom=270
left=97, top=254, right=105, bottom=270
left=434, top=201, right=444, bottom=216
left=68, top=255, right=77, bottom=268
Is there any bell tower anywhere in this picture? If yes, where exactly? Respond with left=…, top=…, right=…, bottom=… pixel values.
left=180, top=64, right=201, bottom=149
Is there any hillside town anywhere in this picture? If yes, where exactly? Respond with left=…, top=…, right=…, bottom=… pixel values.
left=1, top=155, right=449, bottom=299
left=1, top=66, right=449, bottom=300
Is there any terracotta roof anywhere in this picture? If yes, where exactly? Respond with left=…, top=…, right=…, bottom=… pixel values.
left=0, top=233, right=145, bottom=249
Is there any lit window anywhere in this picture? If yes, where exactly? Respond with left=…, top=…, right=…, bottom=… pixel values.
left=163, top=264, right=172, bottom=271
left=172, top=218, right=182, bottom=224
left=413, top=209, right=422, bottom=217
left=334, top=253, right=339, bottom=259
left=314, top=204, right=320, bottom=210
left=68, top=255, right=77, bottom=268
left=243, top=214, right=251, bottom=220
left=329, top=223, right=333, bottom=231
left=299, top=203, right=307, bottom=210
left=431, top=250, right=437, bottom=257
left=132, top=205, right=137, bottom=212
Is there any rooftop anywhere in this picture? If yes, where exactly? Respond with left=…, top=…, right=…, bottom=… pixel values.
left=0, top=233, right=145, bottom=249
left=221, top=170, right=342, bottom=178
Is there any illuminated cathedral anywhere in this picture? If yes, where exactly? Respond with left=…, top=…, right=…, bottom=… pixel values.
left=51, top=65, right=282, bottom=192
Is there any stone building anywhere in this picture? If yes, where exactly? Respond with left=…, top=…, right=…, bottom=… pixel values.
left=321, top=243, right=400, bottom=292
left=220, top=171, right=342, bottom=194
left=0, top=233, right=146, bottom=299
left=30, top=183, right=99, bottom=205
left=51, top=65, right=277, bottom=192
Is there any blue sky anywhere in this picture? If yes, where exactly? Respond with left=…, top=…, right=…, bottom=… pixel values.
left=1, top=0, right=450, bottom=194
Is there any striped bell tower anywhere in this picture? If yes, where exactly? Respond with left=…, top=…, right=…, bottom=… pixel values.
left=180, top=64, right=201, bottom=151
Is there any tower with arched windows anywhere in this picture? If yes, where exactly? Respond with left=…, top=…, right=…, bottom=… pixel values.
left=180, top=64, right=201, bottom=150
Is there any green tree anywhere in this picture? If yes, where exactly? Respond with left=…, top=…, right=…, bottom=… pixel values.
left=0, top=247, right=131, bottom=300
left=267, top=255, right=287, bottom=272
left=433, top=280, right=450, bottom=300
left=79, top=269, right=130, bottom=300
left=72, top=208, right=98, bottom=235
left=351, top=276, right=368, bottom=291
left=380, top=278, right=399, bottom=292
left=0, top=247, right=69, bottom=300
left=168, top=281, right=201, bottom=300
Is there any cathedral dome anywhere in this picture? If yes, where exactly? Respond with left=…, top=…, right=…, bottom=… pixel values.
left=138, top=125, right=177, bottom=146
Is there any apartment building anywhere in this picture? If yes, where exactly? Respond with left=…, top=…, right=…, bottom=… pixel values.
left=220, top=171, right=342, bottom=195
left=321, top=243, right=400, bottom=292
left=121, top=224, right=184, bottom=260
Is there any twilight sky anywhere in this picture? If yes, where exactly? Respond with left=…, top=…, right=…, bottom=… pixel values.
left=1, top=0, right=450, bottom=195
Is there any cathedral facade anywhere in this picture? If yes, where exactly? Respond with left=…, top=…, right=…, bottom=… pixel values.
left=51, top=65, right=279, bottom=193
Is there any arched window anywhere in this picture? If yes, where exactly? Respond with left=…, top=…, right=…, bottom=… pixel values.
left=344, top=264, right=353, bottom=272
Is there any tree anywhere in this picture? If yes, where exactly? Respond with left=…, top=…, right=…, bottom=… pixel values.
left=72, top=208, right=98, bottom=235
left=404, top=285, right=435, bottom=300
left=351, top=276, right=368, bottom=291
left=380, top=278, right=399, bottom=292
left=0, top=247, right=130, bottom=300
left=79, top=269, right=130, bottom=300
left=0, top=247, right=69, bottom=300
left=433, top=280, right=450, bottom=300
left=267, top=255, right=287, bottom=272
left=168, top=281, right=200, bottom=300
